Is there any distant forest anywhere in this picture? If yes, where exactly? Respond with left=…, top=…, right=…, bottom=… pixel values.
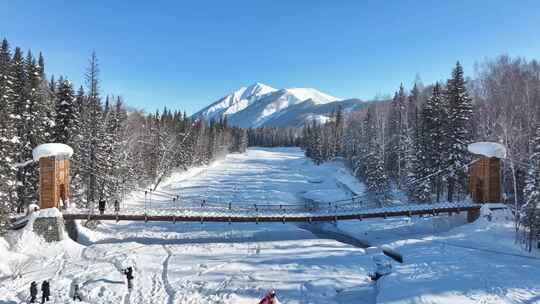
left=0, top=38, right=247, bottom=232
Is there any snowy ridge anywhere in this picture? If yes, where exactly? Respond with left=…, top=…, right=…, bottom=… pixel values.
left=193, top=82, right=357, bottom=128
left=193, top=83, right=277, bottom=122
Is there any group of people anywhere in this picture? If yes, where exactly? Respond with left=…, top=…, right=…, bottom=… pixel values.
left=29, top=269, right=282, bottom=303
left=98, top=199, right=121, bottom=215
left=29, top=281, right=49, bottom=303
left=29, top=266, right=135, bottom=302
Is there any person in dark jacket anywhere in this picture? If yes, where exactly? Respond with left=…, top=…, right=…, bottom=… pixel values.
left=29, top=281, right=38, bottom=303
left=98, top=199, right=106, bottom=215
left=123, top=267, right=134, bottom=289
left=41, top=280, right=50, bottom=303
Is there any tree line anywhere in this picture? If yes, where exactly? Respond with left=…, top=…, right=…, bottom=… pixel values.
left=247, top=127, right=299, bottom=147
left=0, top=38, right=246, bottom=232
left=302, top=59, right=540, bottom=251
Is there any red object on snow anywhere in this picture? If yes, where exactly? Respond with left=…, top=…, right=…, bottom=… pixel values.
left=258, top=290, right=276, bottom=304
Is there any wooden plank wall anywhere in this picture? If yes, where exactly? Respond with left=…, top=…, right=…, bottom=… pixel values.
left=39, top=157, right=70, bottom=209
left=469, top=157, right=501, bottom=203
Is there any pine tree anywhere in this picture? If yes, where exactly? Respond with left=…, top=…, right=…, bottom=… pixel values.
left=331, top=105, right=344, bottom=159
left=407, top=86, right=435, bottom=203
left=70, top=86, right=87, bottom=206
left=386, top=85, right=409, bottom=188
left=364, top=106, right=389, bottom=204
left=53, top=78, right=79, bottom=144
left=19, top=51, right=54, bottom=207
left=84, top=52, right=107, bottom=205
left=422, top=83, right=447, bottom=202
left=444, top=62, right=473, bottom=201
left=523, top=123, right=540, bottom=251
left=0, top=39, right=17, bottom=230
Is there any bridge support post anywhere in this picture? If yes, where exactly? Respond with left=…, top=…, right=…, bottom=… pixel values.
left=467, top=208, right=480, bottom=223
left=32, top=209, right=66, bottom=242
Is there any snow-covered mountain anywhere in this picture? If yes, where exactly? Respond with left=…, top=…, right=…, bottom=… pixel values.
left=193, top=83, right=366, bottom=128
left=193, top=83, right=277, bottom=123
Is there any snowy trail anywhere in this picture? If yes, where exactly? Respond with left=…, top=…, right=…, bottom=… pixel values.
left=162, top=245, right=176, bottom=304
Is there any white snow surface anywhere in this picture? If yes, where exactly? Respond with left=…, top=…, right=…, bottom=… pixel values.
left=2, top=148, right=539, bottom=304
left=467, top=141, right=507, bottom=159
left=33, top=207, right=63, bottom=218
left=32, top=143, right=74, bottom=161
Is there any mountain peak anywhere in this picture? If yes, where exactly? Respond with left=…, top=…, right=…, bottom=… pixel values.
left=282, top=87, right=339, bottom=104
left=241, top=82, right=276, bottom=100
left=193, top=83, right=354, bottom=128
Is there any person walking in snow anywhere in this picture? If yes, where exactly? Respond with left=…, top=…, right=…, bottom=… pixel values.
left=114, top=199, right=120, bottom=213
left=122, top=267, right=134, bottom=290
left=258, top=290, right=276, bottom=304
left=29, top=281, right=38, bottom=303
left=41, top=280, right=50, bottom=303
left=70, top=281, right=82, bottom=301
left=98, top=199, right=106, bottom=215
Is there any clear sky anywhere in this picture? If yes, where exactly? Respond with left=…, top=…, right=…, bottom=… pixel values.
left=1, top=1, right=539, bottom=114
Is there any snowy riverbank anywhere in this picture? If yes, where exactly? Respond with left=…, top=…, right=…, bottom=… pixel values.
left=1, top=148, right=539, bottom=303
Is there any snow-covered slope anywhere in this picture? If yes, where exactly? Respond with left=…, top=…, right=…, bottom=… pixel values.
left=193, top=83, right=363, bottom=128
left=193, top=83, right=277, bottom=123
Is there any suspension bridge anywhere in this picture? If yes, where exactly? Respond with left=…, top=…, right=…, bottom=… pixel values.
left=60, top=192, right=487, bottom=223
left=24, top=142, right=514, bottom=228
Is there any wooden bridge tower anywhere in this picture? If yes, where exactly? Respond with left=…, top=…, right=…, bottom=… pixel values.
left=34, top=143, right=73, bottom=209
left=468, top=142, right=505, bottom=204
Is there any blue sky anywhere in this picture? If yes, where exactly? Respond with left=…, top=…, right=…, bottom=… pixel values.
left=1, top=1, right=539, bottom=114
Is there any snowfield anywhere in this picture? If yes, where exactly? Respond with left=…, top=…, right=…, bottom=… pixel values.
left=1, top=147, right=540, bottom=303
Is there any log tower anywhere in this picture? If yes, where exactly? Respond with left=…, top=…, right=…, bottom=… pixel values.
left=33, top=143, right=73, bottom=209
left=39, top=156, right=71, bottom=209
left=467, top=142, right=506, bottom=204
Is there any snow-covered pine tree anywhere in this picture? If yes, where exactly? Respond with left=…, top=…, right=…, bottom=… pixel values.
left=444, top=62, right=473, bottom=202
left=25, top=50, right=54, bottom=146
left=111, top=97, right=132, bottom=198
left=71, top=86, right=87, bottom=206
left=84, top=52, right=107, bottom=205
left=523, top=123, right=540, bottom=251
left=12, top=51, right=44, bottom=209
left=53, top=78, right=79, bottom=144
left=407, top=86, right=436, bottom=203
left=37, top=52, right=45, bottom=79
left=48, top=75, right=56, bottom=93
left=11, top=47, right=30, bottom=211
left=311, top=121, right=324, bottom=165
left=421, top=83, right=447, bottom=202
left=101, top=96, right=115, bottom=201
left=364, top=106, right=389, bottom=204
left=333, top=105, right=344, bottom=158
left=99, top=95, right=127, bottom=202
left=386, top=85, right=409, bottom=188
left=0, top=39, right=17, bottom=230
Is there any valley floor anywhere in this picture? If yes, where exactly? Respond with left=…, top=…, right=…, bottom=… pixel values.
left=1, top=147, right=539, bottom=303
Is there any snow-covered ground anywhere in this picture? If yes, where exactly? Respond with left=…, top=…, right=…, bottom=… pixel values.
left=1, top=147, right=540, bottom=303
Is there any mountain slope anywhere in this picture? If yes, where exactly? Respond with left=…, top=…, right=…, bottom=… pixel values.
left=193, top=83, right=277, bottom=122
left=193, top=83, right=365, bottom=128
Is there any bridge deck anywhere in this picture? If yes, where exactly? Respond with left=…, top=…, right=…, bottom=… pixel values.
left=62, top=202, right=482, bottom=223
